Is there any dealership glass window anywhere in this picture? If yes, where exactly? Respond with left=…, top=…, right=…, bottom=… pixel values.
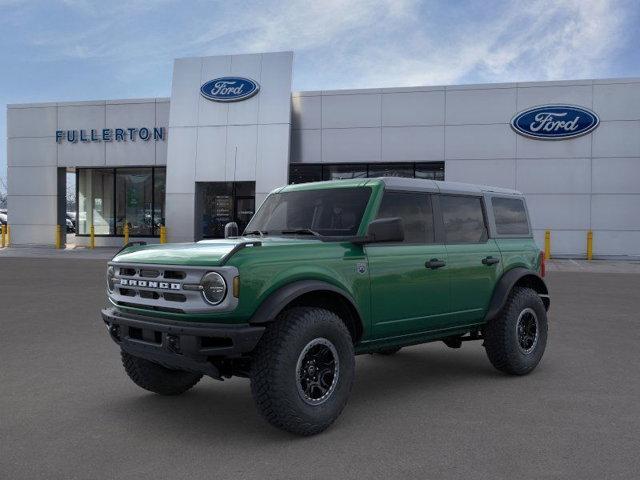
left=492, top=197, right=530, bottom=235
left=77, top=167, right=165, bottom=237
left=289, top=162, right=445, bottom=184
left=77, top=169, right=115, bottom=235
left=440, top=195, right=488, bottom=244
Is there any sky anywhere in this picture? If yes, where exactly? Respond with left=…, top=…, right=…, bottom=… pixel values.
left=1, top=0, right=639, bottom=191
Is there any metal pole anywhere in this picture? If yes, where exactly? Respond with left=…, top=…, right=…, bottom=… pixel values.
left=544, top=230, right=551, bottom=260
left=90, top=224, right=95, bottom=249
left=587, top=230, right=593, bottom=261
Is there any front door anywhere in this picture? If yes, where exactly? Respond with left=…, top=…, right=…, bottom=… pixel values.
left=196, top=182, right=255, bottom=239
left=439, top=194, right=502, bottom=325
left=366, top=191, right=450, bottom=338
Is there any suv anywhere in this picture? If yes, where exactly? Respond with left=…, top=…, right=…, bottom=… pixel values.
left=102, top=178, right=549, bottom=435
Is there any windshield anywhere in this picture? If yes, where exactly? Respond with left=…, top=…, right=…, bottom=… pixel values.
left=244, top=187, right=372, bottom=237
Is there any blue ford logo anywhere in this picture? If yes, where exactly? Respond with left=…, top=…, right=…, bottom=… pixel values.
left=200, top=77, right=260, bottom=102
left=511, top=105, right=599, bottom=140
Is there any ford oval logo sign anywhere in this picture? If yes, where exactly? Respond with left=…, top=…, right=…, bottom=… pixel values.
left=200, top=77, right=260, bottom=102
left=511, top=105, right=599, bottom=140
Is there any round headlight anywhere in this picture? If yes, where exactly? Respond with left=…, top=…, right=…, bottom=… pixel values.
left=107, top=266, right=116, bottom=293
left=201, top=272, right=227, bottom=305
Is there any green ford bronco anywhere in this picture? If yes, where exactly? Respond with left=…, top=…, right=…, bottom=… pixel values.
left=102, top=177, right=549, bottom=435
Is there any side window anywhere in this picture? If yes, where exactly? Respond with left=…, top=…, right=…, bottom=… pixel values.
left=376, top=191, right=434, bottom=243
left=440, top=195, right=487, bottom=244
left=492, top=197, right=530, bottom=235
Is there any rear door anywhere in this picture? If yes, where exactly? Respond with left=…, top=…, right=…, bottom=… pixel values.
left=366, top=190, right=450, bottom=338
left=440, top=194, right=502, bottom=325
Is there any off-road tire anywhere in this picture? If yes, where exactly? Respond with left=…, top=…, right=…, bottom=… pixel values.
left=484, top=287, right=548, bottom=375
left=376, top=347, right=402, bottom=355
left=121, top=351, right=202, bottom=395
left=250, top=307, right=355, bottom=436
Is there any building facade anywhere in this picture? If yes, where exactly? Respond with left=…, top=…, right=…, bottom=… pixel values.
left=6, top=51, right=640, bottom=257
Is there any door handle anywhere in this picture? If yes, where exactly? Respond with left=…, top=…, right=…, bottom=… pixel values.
left=482, top=256, right=500, bottom=266
left=425, top=258, right=446, bottom=269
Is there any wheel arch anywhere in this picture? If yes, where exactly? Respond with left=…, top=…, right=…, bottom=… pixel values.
left=249, top=280, right=364, bottom=343
left=484, top=267, right=550, bottom=322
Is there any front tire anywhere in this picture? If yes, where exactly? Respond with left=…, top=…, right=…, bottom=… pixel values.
left=484, top=287, right=548, bottom=375
left=250, top=307, right=355, bottom=436
left=121, top=351, right=202, bottom=395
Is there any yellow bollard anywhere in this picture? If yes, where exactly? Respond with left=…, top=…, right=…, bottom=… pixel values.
left=160, top=225, right=167, bottom=244
left=1, top=224, right=6, bottom=248
left=6, top=224, right=10, bottom=247
left=123, top=223, right=129, bottom=245
left=90, top=224, right=95, bottom=249
left=544, top=230, right=551, bottom=260
left=55, top=225, right=62, bottom=249
left=587, top=230, right=593, bottom=261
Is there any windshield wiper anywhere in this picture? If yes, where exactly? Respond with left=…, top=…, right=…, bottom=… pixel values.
left=244, top=230, right=267, bottom=237
left=280, top=228, right=322, bottom=237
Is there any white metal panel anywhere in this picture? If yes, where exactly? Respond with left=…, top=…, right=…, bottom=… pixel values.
left=195, top=126, right=227, bottom=182
left=258, top=51, right=294, bottom=125
left=3, top=224, right=57, bottom=246
left=516, top=85, right=592, bottom=110
left=591, top=195, right=640, bottom=230
left=592, top=231, right=640, bottom=256
left=290, top=129, right=321, bottom=163
left=592, top=121, right=640, bottom=157
left=532, top=229, right=586, bottom=256
left=525, top=194, right=590, bottom=230
left=169, top=57, right=203, bottom=127
left=256, top=124, right=290, bottom=194
left=106, top=102, right=155, bottom=127
left=446, top=88, right=516, bottom=125
left=197, top=55, right=232, bottom=127
left=57, top=104, right=105, bottom=132
left=322, top=128, right=381, bottom=163
left=292, top=95, right=321, bottom=130
left=155, top=101, right=170, bottom=165
left=166, top=128, right=196, bottom=194
left=516, top=158, right=590, bottom=194
left=445, top=124, right=516, bottom=159
left=165, top=193, right=195, bottom=243
left=322, top=94, right=381, bottom=128
left=225, top=125, right=258, bottom=181
left=446, top=159, right=516, bottom=188
left=7, top=106, right=57, bottom=138
left=7, top=194, right=57, bottom=225
left=381, top=126, right=444, bottom=161
left=57, top=141, right=105, bottom=167
left=516, top=133, right=591, bottom=159
left=593, top=82, right=640, bottom=121
left=592, top=157, right=640, bottom=193
left=7, top=137, right=57, bottom=167
left=381, top=91, right=445, bottom=127
left=227, top=54, right=261, bottom=126
left=7, top=166, right=58, bottom=196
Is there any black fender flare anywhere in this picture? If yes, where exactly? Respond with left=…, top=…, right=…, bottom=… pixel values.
left=484, top=267, right=550, bottom=322
left=249, top=280, right=363, bottom=326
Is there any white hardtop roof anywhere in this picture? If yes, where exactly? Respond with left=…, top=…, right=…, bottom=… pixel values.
left=376, top=177, right=522, bottom=196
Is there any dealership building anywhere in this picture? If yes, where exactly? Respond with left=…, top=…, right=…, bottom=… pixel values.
left=6, top=51, right=640, bottom=257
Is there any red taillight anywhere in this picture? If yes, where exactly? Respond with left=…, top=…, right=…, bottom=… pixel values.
left=540, top=250, right=546, bottom=277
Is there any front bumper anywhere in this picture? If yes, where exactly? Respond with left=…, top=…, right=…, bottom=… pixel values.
left=101, top=307, right=265, bottom=378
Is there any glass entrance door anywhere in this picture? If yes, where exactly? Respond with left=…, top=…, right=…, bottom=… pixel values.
left=196, top=182, right=255, bottom=239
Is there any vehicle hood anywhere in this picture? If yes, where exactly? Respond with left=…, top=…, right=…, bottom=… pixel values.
left=112, top=236, right=321, bottom=266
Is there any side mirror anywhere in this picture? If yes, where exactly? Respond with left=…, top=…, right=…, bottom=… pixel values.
left=364, top=217, right=404, bottom=243
left=224, top=222, right=239, bottom=238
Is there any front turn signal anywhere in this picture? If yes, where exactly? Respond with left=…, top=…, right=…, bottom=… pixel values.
left=233, top=276, right=240, bottom=298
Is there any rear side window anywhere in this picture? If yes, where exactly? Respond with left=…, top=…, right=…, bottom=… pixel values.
left=492, top=197, right=530, bottom=235
left=376, top=191, right=434, bottom=244
left=440, top=195, right=487, bottom=244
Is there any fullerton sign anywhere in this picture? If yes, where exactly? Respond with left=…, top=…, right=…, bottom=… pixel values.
left=55, top=127, right=165, bottom=143
left=510, top=105, right=599, bottom=140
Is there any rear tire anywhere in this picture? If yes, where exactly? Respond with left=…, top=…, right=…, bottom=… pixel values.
left=121, top=351, right=202, bottom=395
left=484, top=287, right=548, bottom=375
left=250, top=307, right=355, bottom=436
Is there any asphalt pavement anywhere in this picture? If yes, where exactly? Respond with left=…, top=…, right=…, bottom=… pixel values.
left=1, top=257, right=639, bottom=479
